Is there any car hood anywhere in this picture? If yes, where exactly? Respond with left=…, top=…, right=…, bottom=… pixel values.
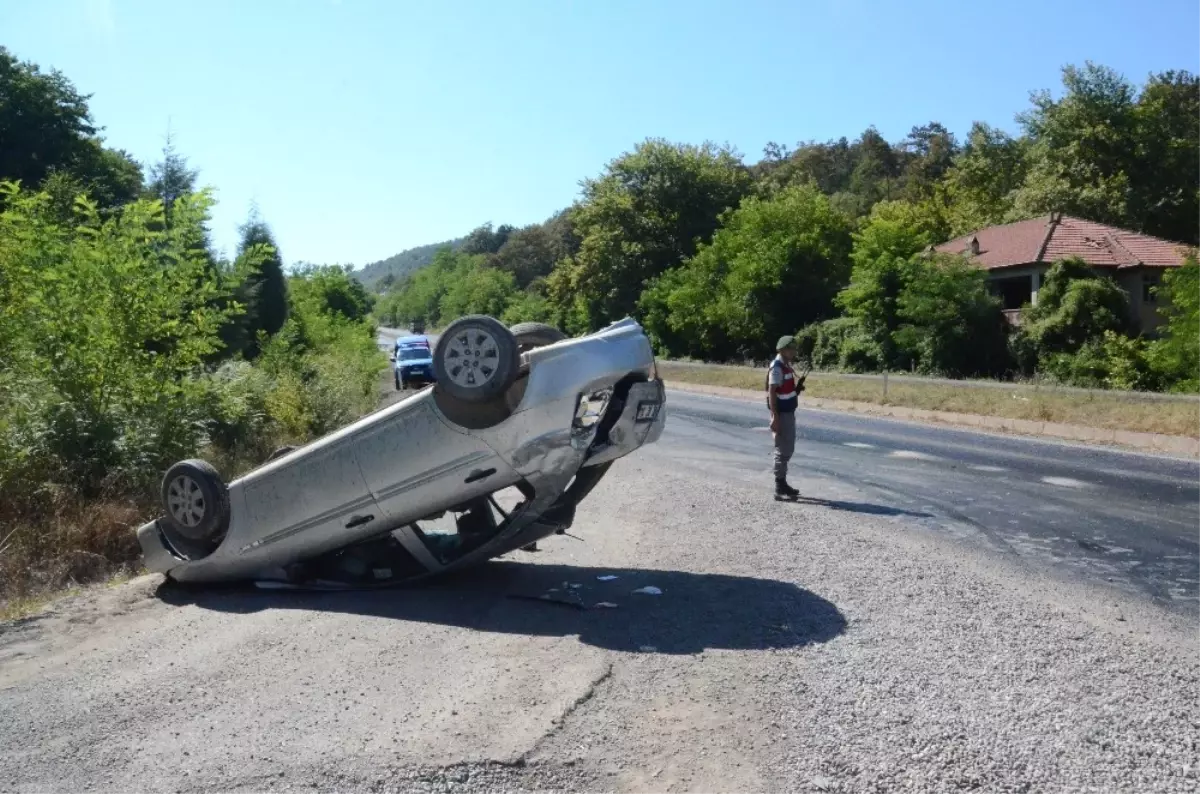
left=397, top=356, right=433, bottom=367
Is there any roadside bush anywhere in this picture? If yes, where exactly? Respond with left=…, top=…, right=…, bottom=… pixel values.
left=1036, top=331, right=1164, bottom=391
left=794, top=317, right=882, bottom=371
left=1146, top=254, right=1199, bottom=392
left=0, top=184, right=386, bottom=608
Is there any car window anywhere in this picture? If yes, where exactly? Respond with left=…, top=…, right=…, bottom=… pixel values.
left=398, top=347, right=429, bottom=361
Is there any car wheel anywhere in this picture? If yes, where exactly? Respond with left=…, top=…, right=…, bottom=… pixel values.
left=265, top=445, right=296, bottom=463
left=510, top=322, right=568, bottom=353
left=394, top=371, right=401, bottom=390
left=160, top=459, right=231, bottom=543
left=433, top=315, right=520, bottom=403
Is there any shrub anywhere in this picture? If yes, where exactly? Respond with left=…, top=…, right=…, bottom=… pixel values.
left=0, top=183, right=387, bottom=608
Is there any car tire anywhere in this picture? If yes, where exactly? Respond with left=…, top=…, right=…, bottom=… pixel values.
left=510, top=322, right=567, bottom=353
left=160, top=459, right=231, bottom=543
left=265, top=445, right=296, bottom=463
left=433, top=315, right=520, bottom=404
left=394, top=371, right=401, bottom=391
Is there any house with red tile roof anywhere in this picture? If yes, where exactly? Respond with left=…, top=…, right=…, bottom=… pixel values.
left=932, top=213, right=1195, bottom=333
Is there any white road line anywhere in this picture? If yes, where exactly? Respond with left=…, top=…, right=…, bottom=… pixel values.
left=1042, top=476, right=1091, bottom=488
left=889, top=450, right=940, bottom=461
left=843, top=442, right=875, bottom=449
left=970, top=465, right=1007, bottom=473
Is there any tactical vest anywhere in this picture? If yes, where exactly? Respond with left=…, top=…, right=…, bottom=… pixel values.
left=765, top=357, right=798, bottom=412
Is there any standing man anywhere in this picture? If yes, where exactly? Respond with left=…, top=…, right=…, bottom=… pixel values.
left=766, top=335, right=804, bottom=499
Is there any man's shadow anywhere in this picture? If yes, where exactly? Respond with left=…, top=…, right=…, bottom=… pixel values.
left=158, top=562, right=847, bottom=656
left=787, top=496, right=933, bottom=518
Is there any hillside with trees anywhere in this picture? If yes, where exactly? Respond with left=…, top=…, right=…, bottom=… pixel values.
left=374, top=61, right=1199, bottom=393
left=353, top=237, right=466, bottom=290
left=0, top=47, right=384, bottom=604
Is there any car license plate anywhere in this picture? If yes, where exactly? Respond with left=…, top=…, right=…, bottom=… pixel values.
left=635, top=401, right=661, bottom=422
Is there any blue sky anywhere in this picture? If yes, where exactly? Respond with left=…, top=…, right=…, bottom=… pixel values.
left=4, top=0, right=1198, bottom=270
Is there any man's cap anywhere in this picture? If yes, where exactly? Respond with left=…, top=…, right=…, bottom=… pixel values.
left=776, top=335, right=797, bottom=351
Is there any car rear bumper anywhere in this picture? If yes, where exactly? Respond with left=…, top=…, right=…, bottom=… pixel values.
left=397, top=366, right=435, bottom=382
left=136, top=519, right=177, bottom=575
left=583, top=378, right=666, bottom=467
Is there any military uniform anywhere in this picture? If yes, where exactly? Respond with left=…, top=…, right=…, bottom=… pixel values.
left=766, top=336, right=803, bottom=498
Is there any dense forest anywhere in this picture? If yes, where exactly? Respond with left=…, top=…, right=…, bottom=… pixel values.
left=374, top=62, right=1199, bottom=393
left=0, top=47, right=383, bottom=600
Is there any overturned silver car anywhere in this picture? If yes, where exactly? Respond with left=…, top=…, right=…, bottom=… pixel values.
left=136, top=315, right=666, bottom=588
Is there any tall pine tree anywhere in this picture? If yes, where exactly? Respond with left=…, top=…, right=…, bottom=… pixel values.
left=234, top=206, right=289, bottom=358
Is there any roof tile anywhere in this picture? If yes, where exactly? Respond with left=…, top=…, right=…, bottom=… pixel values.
left=934, top=214, right=1194, bottom=270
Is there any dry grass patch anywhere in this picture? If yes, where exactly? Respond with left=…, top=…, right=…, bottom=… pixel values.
left=0, top=496, right=149, bottom=617
left=658, top=362, right=1200, bottom=438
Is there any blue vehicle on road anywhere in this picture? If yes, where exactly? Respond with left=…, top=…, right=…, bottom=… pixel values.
left=393, top=335, right=436, bottom=390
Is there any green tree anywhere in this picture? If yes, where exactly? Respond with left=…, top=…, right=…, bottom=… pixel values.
left=550, top=138, right=753, bottom=332
left=0, top=47, right=143, bottom=209
left=460, top=222, right=514, bottom=256
left=386, top=248, right=460, bottom=327
left=754, top=137, right=858, bottom=201
left=1013, top=62, right=1138, bottom=228
left=145, top=132, right=198, bottom=219
left=1130, top=71, right=1200, bottom=244
left=835, top=200, right=948, bottom=369
left=542, top=207, right=581, bottom=262
left=642, top=183, right=853, bottom=360
left=1147, top=254, right=1200, bottom=391
left=849, top=126, right=901, bottom=209
left=941, top=122, right=1030, bottom=235
left=0, top=181, right=244, bottom=493
left=1016, top=257, right=1131, bottom=380
left=492, top=223, right=558, bottom=288
left=900, top=122, right=959, bottom=201
left=438, top=259, right=518, bottom=320
left=895, top=254, right=1008, bottom=377
left=233, top=209, right=290, bottom=358
left=290, top=263, right=374, bottom=324
left=501, top=285, right=553, bottom=326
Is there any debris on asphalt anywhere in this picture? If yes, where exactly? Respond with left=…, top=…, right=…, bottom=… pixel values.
left=632, top=586, right=662, bottom=595
left=593, top=602, right=619, bottom=609
left=639, top=645, right=657, bottom=652
left=596, top=575, right=619, bottom=581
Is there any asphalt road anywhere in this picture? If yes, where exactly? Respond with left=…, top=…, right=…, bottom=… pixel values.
left=665, top=389, right=1200, bottom=615
left=1, top=345, right=1197, bottom=792
left=382, top=323, right=1198, bottom=611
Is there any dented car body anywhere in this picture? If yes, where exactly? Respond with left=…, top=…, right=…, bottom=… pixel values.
left=136, top=316, right=666, bottom=587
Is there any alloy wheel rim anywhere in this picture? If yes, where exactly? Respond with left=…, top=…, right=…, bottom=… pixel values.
left=444, top=328, right=500, bottom=388
left=167, top=475, right=206, bottom=527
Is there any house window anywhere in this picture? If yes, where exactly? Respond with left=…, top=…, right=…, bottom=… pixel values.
left=991, top=274, right=1034, bottom=310
left=1143, top=274, right=1160, bottom=303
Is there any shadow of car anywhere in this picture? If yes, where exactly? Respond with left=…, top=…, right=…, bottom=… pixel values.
left=156, top=561, right=848, bottom=656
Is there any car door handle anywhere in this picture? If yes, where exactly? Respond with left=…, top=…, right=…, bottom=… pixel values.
left=465, top=468, right=496, bottom=484
left=345, top=514, right=374, bottom=528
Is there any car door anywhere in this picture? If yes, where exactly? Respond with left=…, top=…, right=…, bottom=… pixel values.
left=352, top=397, right=518, bottom=525
left=239, top=437, right=382, bottom=565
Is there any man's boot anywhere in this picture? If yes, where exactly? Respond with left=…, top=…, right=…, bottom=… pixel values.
left=775, top=478, right=799, bottom=499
